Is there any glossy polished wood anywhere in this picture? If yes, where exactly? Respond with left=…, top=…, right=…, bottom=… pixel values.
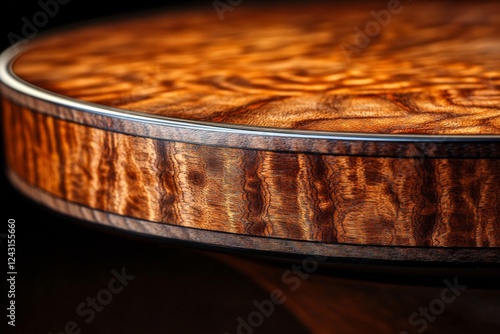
left=3, top=102, right=500, bottom=250
left=1, top=0, right=499, bottom=262
left=10, top=1, right=500, bottom=135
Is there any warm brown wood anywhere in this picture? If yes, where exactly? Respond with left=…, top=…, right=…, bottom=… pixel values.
left=9, top=1, right=500, bottom=135
left=2, top=102, right=500, bottom=253
left=8, top=166, right=500, bottom=263
left=3, top=84, right=500, bottom=158
left=1, top=0, right=499, bottom=262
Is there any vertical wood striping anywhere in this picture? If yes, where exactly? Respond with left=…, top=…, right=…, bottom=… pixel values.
left=2, top=101, right=499, bottom=247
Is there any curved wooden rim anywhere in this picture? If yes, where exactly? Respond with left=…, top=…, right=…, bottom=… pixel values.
left=1, top=44, right=500, bottom=159
left=7, top=168, right=499, bottom=264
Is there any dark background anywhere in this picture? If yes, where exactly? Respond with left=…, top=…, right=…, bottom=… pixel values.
left=1, top=1, right=499, bottom=333
left=0, top=1, right=309, bottom=333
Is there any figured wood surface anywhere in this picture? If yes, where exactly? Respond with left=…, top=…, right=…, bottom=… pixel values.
left=3, top=84, right=500, bottom=158
left=10, top=0, right=500, bottom=135
left=3, top=101, right=499, bottom=250
left=1, top=0, right=500, bottom=261
left=10, top=168, right=500, bottom=263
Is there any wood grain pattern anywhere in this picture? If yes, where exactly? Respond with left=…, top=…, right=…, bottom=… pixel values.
left=3, top=101, right=499, bottom=249
left=1, top=1, right=500, bottom=261
left=10, top=0, right=500, bottom=135
left=7, top=168, right=500, bottom=263
left=3, top=83, right=500, bottom=159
